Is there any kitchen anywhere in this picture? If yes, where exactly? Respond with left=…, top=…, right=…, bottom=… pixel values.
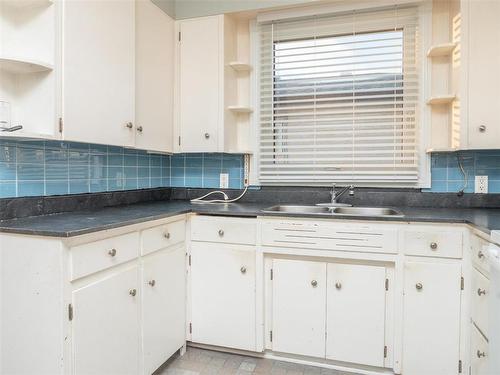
left=0, top=0, right=499, bottom=374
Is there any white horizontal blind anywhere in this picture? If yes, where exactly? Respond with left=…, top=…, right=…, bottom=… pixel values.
left=258, top=6, right=420, bottom=185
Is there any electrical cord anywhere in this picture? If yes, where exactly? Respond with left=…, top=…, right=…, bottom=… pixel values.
left=190, top=186, right=249, bottom=204
left=456, top=152, right=468, bottom=196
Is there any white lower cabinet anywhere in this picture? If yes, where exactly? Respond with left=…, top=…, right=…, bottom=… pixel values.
left=326, top=263, right=387, bottom=367
left=402, top=261, right=462, bottom=375
left=272, top=259, right=327, bottom=358
left=190, top=242, right=256, bottom=351
left=142, top=246, right=186, bottom=375
left=72, top=266, right=140, bottom=375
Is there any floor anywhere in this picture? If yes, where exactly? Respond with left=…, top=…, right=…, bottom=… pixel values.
left=155, top=347, right=359, bottom=375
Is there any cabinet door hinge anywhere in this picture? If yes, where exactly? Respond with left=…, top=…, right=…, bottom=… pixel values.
left=458, top=359, right=462, bottom=373
left=461, top=276, right=464, bottom=290
left=270, top=268, right=273, bottom=280
left=385, top=278, right=389, bottom=291
left=189, top=254, right=191, bottom=266
left=384, top=346, right=387, bottom=358
left=178, top=136, right=181, bottom=146
left=269, top=330, right=273, bottom=342
left=189, top=322, right=192, bottom=334
left=68, top=303, right=73, bottom=321
left=58, top=117, right=63, bottom=133
left=178, top=32, right=181, bottom=42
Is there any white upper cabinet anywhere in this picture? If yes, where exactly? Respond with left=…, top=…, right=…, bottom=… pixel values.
left=62, top=0, right=136, bottom=147
left=462, top=0, right=500, bottom=149
left=135, top=0, right=174, bottom=153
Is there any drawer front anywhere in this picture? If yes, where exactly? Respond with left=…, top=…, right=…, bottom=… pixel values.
left=261, top=220, right=398, bottom=254
left=472, top=267, right=490, bottom=337
left=191, top=216, right=256, bottom=245
left=142, top=219, right=186, bottom=256
left=470, top=323, right=489, bottom=375
left=403, top=230, right=463, bottom=258
left=70, top=232, right=140, bottom=280
left=471, top=235, right=490, bottom=276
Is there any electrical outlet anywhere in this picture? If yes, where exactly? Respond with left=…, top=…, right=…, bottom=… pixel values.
left=219, top=173, right=229, bottom=189
left=475, top=175, right=488, bottom=194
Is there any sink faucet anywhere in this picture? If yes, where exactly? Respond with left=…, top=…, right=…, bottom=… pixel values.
left=331, top=183, right=354, bottom=205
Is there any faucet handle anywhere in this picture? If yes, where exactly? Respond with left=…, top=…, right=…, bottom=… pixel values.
left=349, top=185, right=355, bottom=196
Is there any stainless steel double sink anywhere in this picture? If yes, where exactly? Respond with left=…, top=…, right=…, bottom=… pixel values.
left=261, top=205, right=403, bottom=217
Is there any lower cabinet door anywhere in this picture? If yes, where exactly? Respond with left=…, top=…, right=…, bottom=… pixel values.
left=142, top=246, right=186, bottom=375
left=326, top=263, right=387, bottom=367
left=72, top=266, right=140, bottom=375
left=402, top=261, right=462, bottom=375
left=272, top=259, right=327, bottom=358
left=190, top=242, right=256, bottom=351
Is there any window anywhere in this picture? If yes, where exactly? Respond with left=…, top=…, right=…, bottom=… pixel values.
left=257, top=6, right=421, bottom=186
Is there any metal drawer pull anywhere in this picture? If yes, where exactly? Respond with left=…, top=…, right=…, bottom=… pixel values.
left=430, top=242, right=438, bottom=250
left=311, top=280, right=318, bottom=287
left=136, top=126, right=143, bottom=132
left=218, top=229, right=224, bottom=237
left=479, top=125, right=486, bottom=133
left=164, top=232, right=171, bottom=239
left=416, top=283, right=423, bottom=290
left=148, top=280, right=156, bottom=287
left=477, top=350, right=486, bottom=358
left=125, top=122, right=133, bottom=129
left=108, top=248, right=117, bottom=257
left=335, top=282, right=342, bottom=290
left=204, top=133, right=210, bottom=139
left=478, top=251, right=485, bottom=259
left=240, top=266, right=247, bottom=274
left=129, top=289, right=137, bottom=297
left=477, top=288, right=486, bottom=296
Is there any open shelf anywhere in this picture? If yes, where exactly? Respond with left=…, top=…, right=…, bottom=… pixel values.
left=427, top=43, right=457, bottom=57
left=1, top=0, right=52, bottom=9
left=0, top=57, right=54, bottom=74
left=426, top=147, right=458, bottom=154
left=229, top=62, right=252, bottom=72
left=427, top=95, right=456, bottom=105
left=228, top=106, right=253, bottom=113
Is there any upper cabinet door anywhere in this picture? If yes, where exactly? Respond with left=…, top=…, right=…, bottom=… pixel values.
left=177, top=16, right=221, bottom=152
left=62, top=0, right=135, bottom=147
left=465, top=0, right=500, bottom=149
left=135, top=0, right=174, bottom=153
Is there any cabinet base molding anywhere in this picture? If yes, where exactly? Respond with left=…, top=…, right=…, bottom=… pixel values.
left=187, top=342, right=394, bottom=375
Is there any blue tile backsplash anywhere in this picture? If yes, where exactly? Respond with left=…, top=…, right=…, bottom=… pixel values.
left=427, top=150, right=500, bottom=193
left=0, top=139, right=244, bottom=198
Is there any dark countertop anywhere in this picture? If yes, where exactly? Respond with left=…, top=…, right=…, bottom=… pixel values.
left=1, top=199, right=500, bottom=238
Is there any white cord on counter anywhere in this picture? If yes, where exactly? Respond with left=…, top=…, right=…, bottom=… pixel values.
left=190, top=186, right=249, bottom=204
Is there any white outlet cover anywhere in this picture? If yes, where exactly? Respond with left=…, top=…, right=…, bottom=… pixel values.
left=219, top=173, right=229, bottom=189
left=475, top=175, right=488, bottom=194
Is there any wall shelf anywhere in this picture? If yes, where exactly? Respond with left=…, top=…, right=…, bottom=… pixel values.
left=426, top=147, right=458, bottom=154
left=427, top=43, right=457, bottom=57
left=427, top=95, right=456, bottom=105
left=229, top=62, right=252, bottom=72
left=0, top=57, right=54, bottom=74
left=1, top=0, right=53, bottom=9
left=228, top=106, right=253, bottom=113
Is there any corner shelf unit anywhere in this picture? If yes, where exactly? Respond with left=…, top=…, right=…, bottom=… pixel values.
left=427, top=43, right=457, bottom=57
left=0, top=57, right=54, bottom=74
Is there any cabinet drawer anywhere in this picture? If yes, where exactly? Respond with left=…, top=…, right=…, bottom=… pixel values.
left=470, top=324, right=489, bottom=375
left=472, top=267, right=490, bottom=338
left=471, top=235, right=490, bottom=276
left=403, top=230, right=462, bottom=258
left=70, top=232, right=140, bottom=280
left=191, top=216, right=256, bottom=245
left=142, top=219, right=185, bottom=256
left=261, top=219, right=398, bottom=254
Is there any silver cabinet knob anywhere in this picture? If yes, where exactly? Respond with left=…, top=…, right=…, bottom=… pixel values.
left=430, top=242, right=438, bottom=250
left=240, top=266, right=247, bottom=274
left=479, top=125, right=486, bottom=133
left=148, top=280, right=156, bottom=287
left=164, top=232, right=170, bottom=239
left=416, top=283, right=423, bottom=290
left=125, top=122, right=133, bottom=129
left=136, top=125, right=143, bottom=132
left=478, top=288, right=486, bottom=296
left=311, top=280, right=318, bottom=287
left=335, top=282, right=342, bottom=289
left=218, top=229, right=224, bottom=237
left=108, top=248, right=117, bottom=257
left=129, top=288, right=137, bottom=297
left=478, top=251, right=485, bottom=259
left=204, top=133, right=210, bottom=139
left=477, top=350, right=486, bottom=358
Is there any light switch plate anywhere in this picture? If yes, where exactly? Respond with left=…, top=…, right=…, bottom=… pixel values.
left=219, top=173, right=229, bottom=189
left=475, top=175, right=488, bottom=194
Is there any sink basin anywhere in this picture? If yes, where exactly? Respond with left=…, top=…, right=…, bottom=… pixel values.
left=332, top=206, right=403, bottom=217
left=261, top=205, right=403, bottom=217
left=261, top=205, right=332, bottom=214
